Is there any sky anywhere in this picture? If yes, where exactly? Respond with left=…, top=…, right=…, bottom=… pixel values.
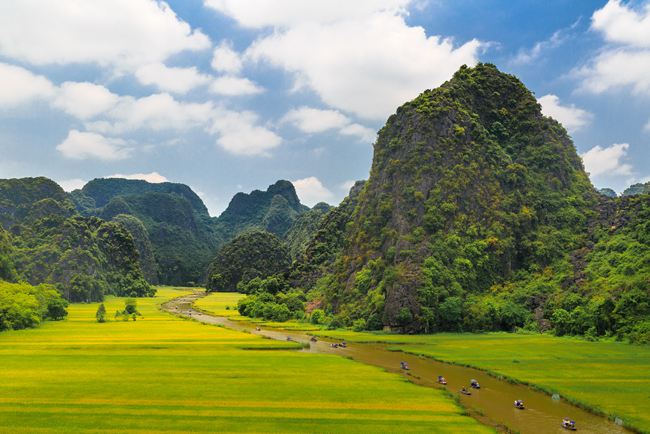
left=1, top=0, right=649, bottom=216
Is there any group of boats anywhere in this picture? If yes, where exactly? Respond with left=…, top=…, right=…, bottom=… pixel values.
left=401, top=365, right=578, bottom=430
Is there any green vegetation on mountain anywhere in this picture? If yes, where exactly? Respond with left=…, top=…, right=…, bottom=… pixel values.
left=597, top=188, right=617, bottom=197
left=109, top=214, right=157, bottom=284
left=623, top=181, right=650, bottom=196
left=259, top=63, right=650, bottom=343
left=67, top=178, right=310, bottom=286
left=206, top=231, right=291, bottom=292
left=283, top=202, right=332, bottom=261
left=0, top=177, right=153, bottom=302
left=100, top=192, right=218, bottom=286
left=69, top=177, right=208, bottom=216
left=214, top=180, right=307, bottom=240
left=0, top=177, right=76, bottom=229
left=10, top=215, right=153, bottom=301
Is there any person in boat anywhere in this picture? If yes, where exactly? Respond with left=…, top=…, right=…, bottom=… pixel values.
left=286, top=336, right=292, bottom=341
left=461, top=387, right=468, bottom=393
left=256, top=326, right=261, bottom=331
left=310, top=336, right=316, bottom=341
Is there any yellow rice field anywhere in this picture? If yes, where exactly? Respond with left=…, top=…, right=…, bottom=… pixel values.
left=0, top=288, right=492, bottom=433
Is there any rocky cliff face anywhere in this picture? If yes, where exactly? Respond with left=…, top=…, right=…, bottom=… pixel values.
left=290, top=64, right=599, bottom=332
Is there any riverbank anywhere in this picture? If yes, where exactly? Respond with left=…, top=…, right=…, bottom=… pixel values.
left=309, top=330, right=650, bottom=434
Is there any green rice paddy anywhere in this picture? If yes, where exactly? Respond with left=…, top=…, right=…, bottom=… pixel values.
left=312, top=330, right=650, bottom=433
left=0, top=288, right=491, bottom=433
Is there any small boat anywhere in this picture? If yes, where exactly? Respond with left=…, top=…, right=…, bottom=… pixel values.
left=470, top=379, right=481, bottom=389
left=400, top=362, right=409, bottom=370
left=286, top=336, right=293, bottom=341
left=562, top=418, right=577, bottom=430
left=514, top=399, right=524, bottom=409
left=437, top=376, right=447, bottom=385
left=255, top=326, right=261, bottom=331
left=310, top=337, right=317, bottom=342
left=339, top=342, right=347, bottom=348
left=460, top=389, right=471, bottom=395
left=331, top=343, right=338, bottom=348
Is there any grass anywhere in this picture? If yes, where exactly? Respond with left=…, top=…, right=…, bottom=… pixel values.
left=0, top=288, right=492, bottom=433
left=192, top=291, right=245, bottom=317
left=310, top=330, right=650, bottom=433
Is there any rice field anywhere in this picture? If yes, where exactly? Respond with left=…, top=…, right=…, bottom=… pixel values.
left=311, top=330, right=650, bottom=433
left=192, top=291, right=244, bottom=317
left=0, top=288, right=492, bottom=433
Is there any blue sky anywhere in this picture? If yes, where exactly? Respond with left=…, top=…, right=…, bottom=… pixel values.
left=1, top=0, right=649, bottom=215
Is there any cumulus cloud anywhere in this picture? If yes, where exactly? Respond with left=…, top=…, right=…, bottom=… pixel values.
left=57, top=178, right=87, bottom=192
left=205, top=2, right=482, bottom=120
left=281, top=106, right=377, bottom=142
left=106, top=172, right=169, bottom=183
left=591, top=0, right=650, bottom=47
left=340, top=180, right=356, bottom=191
left=292, top=176, right=334, bottom=206
left=209, top=109, right=282, bottom=156
left=52, top=82, right=119, bottom=119
left=0, top=0, right=210, bottom=71
left=581, top=143, right=633, bottom=177
left=538, top=94, right=593, bottom=133
left=135, top=63, right=211, bottom=94
left=56, top=130, right=133, bottom=160
left=209, top=76, right=264, bottom=95
left=0, top=62, right=55, bottom=107
left=577, top=1, right=650, bottom=95
left=204, top=0, right=411, bottom=27
left=211, top=41, right=243, bottom=74
left=84, top=93, right=215, bottom=134
left=511, top=25, right=575, bottom=65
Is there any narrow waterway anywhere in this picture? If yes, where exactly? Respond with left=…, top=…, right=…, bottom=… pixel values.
left=164, top=293, right=632, bottom=434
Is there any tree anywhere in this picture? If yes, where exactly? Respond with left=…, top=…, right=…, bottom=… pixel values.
left=124, top=298, right=137, bottom=315
left=96, top=303, right=107, bottom=323
left=353, top=318, right=367, bottom=332
left=47, top=298, right=69, bottom=321
left=396, top=308, right=413, bottom=328
left=310, top=309, right=325, bottom=324
left=439, top=297, right=463, bottom=331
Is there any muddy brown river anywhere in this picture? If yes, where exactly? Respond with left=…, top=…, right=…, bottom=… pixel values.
left=164, top=293, right=632, bottom=434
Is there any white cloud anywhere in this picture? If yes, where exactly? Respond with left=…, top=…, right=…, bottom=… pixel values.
left=58, top=178, right=87, bottom=192
left=577, top=1, right=650, bottom=95
left=56, top=130, right=133, bottom=160
left=292, top=176, right=334, bottom=206
left=644, top=118, right=650, bottom=131
left=52, top=82, right=119, bottom=119
left=281, top=106, right=377, bottom=142
left=204, top=0, right=411, bottom=27
left=282, top=107, right=349, bottom=132
left=211, top=41, right=243, bottom=74
left=591, top=0, right=650, bottom=47
left=577, top=49, right=650, bottom=94
left=581, top=143, right=633, bottom=177
left=85, top=93, right=215, bottom=134
left=340, top=180, right=356, bottom=191
left=209, top=109, right=282, bottom=156
left=0, top=62, right=55, bottom=107
left=340, top=123, right=376, bottom=143
left=106, top=172, right=169, bottom=183
left=538, top=94, right=593, bottom=133
left=231, top=6, right=482, bottom=119
left=511, top=28, right=569, bottom=65
left=0, top=0, right=210, bottom=71
left=135, top=63, right=211, bottom=94
left=209, top=76, right=264, bottom=96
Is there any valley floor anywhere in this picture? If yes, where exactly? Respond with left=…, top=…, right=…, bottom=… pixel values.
left=0, top=288, right=490, bottom=434
left=312, top=330, right=650, bottom=433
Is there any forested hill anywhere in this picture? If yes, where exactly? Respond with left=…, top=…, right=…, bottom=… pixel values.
left=214, top=180, right=309, bottom=240
left=69, top=178, right=208, bottom=217
left=0, top=177, right=152, bottom=302
left=262, top=63, right=650, bottom=342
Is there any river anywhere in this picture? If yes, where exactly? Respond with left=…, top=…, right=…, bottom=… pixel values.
left=164, top=292, right=632, bottom=434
